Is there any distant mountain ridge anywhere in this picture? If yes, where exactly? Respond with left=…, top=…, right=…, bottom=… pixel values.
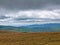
left=23, top=23, right=60, bottom=28
left=0, top=23, right=60, bottom=32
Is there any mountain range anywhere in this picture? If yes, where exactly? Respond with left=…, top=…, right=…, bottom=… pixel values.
left=0, top=23, right=60, bottom=32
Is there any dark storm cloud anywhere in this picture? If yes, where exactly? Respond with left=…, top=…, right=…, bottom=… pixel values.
left=15, top=18, right=51, bottom=21
left=14, top=18, right=60, bottom=22
left=0, top=0, right=60, bottom=10
left=0, top=15, right=9, bottom=19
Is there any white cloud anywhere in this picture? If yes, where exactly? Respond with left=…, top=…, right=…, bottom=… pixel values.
left=0, top=9, right=60, bottom=26
left=6, top=10, right=60, bottom=19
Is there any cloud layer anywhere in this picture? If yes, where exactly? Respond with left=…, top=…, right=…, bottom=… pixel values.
left=0, top=0, right=60, bottom=26
left=0, top=9, right=60, bottom=26
left=0, top=0, right=60, bottom=10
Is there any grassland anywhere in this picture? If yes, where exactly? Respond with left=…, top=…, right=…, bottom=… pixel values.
left=0, top=30, right=60, bottom=45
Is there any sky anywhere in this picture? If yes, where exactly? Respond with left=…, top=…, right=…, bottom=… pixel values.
left=0, top=0, right=60, bottom=26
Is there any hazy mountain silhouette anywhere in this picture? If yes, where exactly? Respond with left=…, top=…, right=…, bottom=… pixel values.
left=0, top=23, right=60, bottom=32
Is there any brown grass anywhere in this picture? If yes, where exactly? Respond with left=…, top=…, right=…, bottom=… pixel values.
left=0, top=30, right=60, bottom=45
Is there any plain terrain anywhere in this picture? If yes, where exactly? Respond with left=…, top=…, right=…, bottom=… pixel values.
left=0, top=30, right=60, bottom=45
